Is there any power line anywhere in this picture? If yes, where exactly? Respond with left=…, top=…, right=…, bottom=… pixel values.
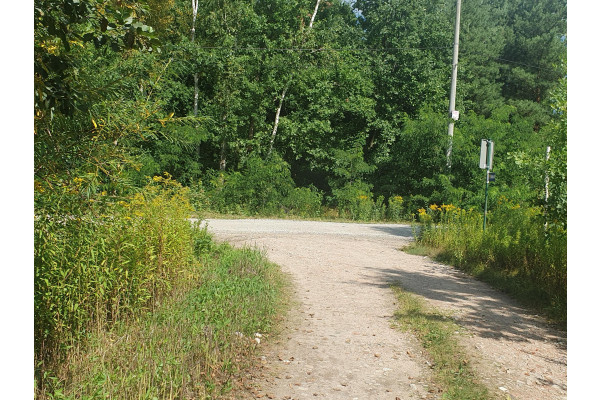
left=493, top=57, right=557, bottom=73
left=195, top=45, right=452, bottom=53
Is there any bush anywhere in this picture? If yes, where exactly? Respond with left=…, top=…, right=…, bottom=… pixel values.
left=416, top=199, right=567, bottom=324
left=205, top=155, right=324, bottom=217
left=35, top=173, right=197, bottom=367
left=283, top=186, right=323, bottom=217
left=386, top=195, right=405, bottom=221
left=332, top=181, right=375, bottom=220
left=205, top=155, right=294, bottom=215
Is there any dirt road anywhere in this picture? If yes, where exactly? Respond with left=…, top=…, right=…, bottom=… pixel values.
left=203, top=218, right=567, bottom=400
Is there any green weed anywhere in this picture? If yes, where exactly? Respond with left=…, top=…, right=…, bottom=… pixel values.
left=35, top=236, right=288, bottom=399
left=392, top=286, right=491, bottom=400
left=414, top=199, right=566, bottom=326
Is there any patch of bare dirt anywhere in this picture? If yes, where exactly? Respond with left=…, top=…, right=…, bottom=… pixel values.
left=204, top=219, right=566, bottom=400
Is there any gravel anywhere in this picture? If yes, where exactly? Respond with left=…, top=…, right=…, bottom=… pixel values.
left=203, top=218, right=567, bottom=400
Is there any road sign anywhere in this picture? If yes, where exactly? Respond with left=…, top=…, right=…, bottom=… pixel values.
left=479, top=139, right=494, bottom=170
left=480, top=139, right=495, bottom=232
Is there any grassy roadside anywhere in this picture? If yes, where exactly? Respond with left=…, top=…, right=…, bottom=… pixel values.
left=391, top=285, right=493, bottom=400
left=37, top=233, right=290, bottom=399
left=403, top=242, right=566, bottom=328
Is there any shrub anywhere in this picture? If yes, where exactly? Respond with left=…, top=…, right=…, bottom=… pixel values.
left=283, top=186, right=323, bottom=217
left=416, top=199, right=567, bottom=324
left=387, top=195, right=405, bottom=221
left=205, top=155, right=295, bottom=215
left=332, top=181, right=375, bottom=220
left=35, top=173, right=197, bottom=368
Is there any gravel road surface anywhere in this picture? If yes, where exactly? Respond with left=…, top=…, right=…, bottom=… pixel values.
left=203, top=218, right=567, bottom=400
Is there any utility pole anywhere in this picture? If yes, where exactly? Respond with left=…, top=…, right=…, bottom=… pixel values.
left=191, top=0, right=199, bottom=117
left=446, top=0, right=462, bottom=168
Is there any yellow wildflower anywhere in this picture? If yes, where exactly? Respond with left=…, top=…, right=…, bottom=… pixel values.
left=441, top=204, right=457, bottom=212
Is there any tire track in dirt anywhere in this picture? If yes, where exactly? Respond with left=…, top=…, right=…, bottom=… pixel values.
left=204, top=219, right=566, bottom=400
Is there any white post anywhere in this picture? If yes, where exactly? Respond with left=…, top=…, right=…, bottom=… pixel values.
left=191, top=0, right=199, bottom=117
left=446, top=0, right=462, bottom=168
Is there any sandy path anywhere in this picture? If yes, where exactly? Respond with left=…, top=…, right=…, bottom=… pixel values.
left=203, top=219, right=567, bottom=400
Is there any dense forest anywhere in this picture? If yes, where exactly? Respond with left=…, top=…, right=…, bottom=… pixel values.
left=34, top=0, right=566, bottom=395
left=35, top=0, right=566, bottom=219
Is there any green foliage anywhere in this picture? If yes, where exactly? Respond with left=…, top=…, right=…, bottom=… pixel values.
left=205, top=154, right=292, bottom=215
left=416, top=199, right=566, bottom=324
left=374, top=107, right=448, bottom=200
left=33, top=0, right=568, bottom=391
left=34, top=0, right=159, bottom=116
left=283, top=186, right=324, bottom=218
left=543, top=70, right=567, bottom=229
left=500, top=0, right=567, bottom=106
left=204, top=154, right=322, bottom=217
left=332, top=181, right=375, bottom=220
left=35, top=236, right=287, bottom=399
left=35, top=175, right=197, bottom=366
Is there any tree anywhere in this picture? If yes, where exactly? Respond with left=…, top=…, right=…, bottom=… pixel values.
left=543, top=65, right=566, bottom=229
left=354, top=0, right=453, bottom=165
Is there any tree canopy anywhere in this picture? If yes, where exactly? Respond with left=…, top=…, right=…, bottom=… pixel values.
left=34, top=0, right=567, bottom=222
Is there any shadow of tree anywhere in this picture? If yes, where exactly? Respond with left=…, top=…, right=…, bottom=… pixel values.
left=342, top=259, right=566, bottom=360
left=366, top=225, right=415, bottom=238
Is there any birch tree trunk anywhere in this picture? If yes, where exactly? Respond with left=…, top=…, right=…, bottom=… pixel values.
left=308, top=0, right=321, bottom=29
left=267, top=85, right=288, bottom=158
left=267, top=0, right=321, bottom=157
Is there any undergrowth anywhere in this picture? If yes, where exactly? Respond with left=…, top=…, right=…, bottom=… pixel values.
left=36, top=231, right=287, bottom=399
left=35, top=172, right=288, bottom=399
left=410, top=200, right=566, bottom=327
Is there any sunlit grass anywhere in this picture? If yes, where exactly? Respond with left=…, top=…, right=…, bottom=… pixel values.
left=391, top=286, right=491, bottom=400
left=36, top=240, right=289, bottom=399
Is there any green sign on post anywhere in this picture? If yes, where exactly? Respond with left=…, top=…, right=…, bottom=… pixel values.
left=479, top=139, right=494, bottom=231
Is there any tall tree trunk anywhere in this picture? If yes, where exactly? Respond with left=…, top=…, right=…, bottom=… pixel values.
left=308, top=0, right=321, bottom=29
left=267, top=0, right=321, bottom=158
left=219, top=113, right=228, bottom=171
left=191, top=0, right=202, bottom=164
left=193, top=74, right=199, bottom=116
left=219, top=139, right=227, bottom=171
left=267, top=85, right=288, bottom=158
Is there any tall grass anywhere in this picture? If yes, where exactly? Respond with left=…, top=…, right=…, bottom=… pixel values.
left=37, top=237, right=287, bottom=399
left=415, top=199, right=567, bottom=325
left=35, top=172, right=288, bottom=398
left=392, top=286, right=489, bottom=400
left=35, top=175, right=195, bottom=368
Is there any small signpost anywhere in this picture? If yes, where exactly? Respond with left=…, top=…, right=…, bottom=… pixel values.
left=479, top=139, right=494, bottom=231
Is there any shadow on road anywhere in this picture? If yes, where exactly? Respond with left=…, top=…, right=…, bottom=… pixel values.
left=346, top=261, right=567, bottom=362
left=367, top=225, right=414, bottom=239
